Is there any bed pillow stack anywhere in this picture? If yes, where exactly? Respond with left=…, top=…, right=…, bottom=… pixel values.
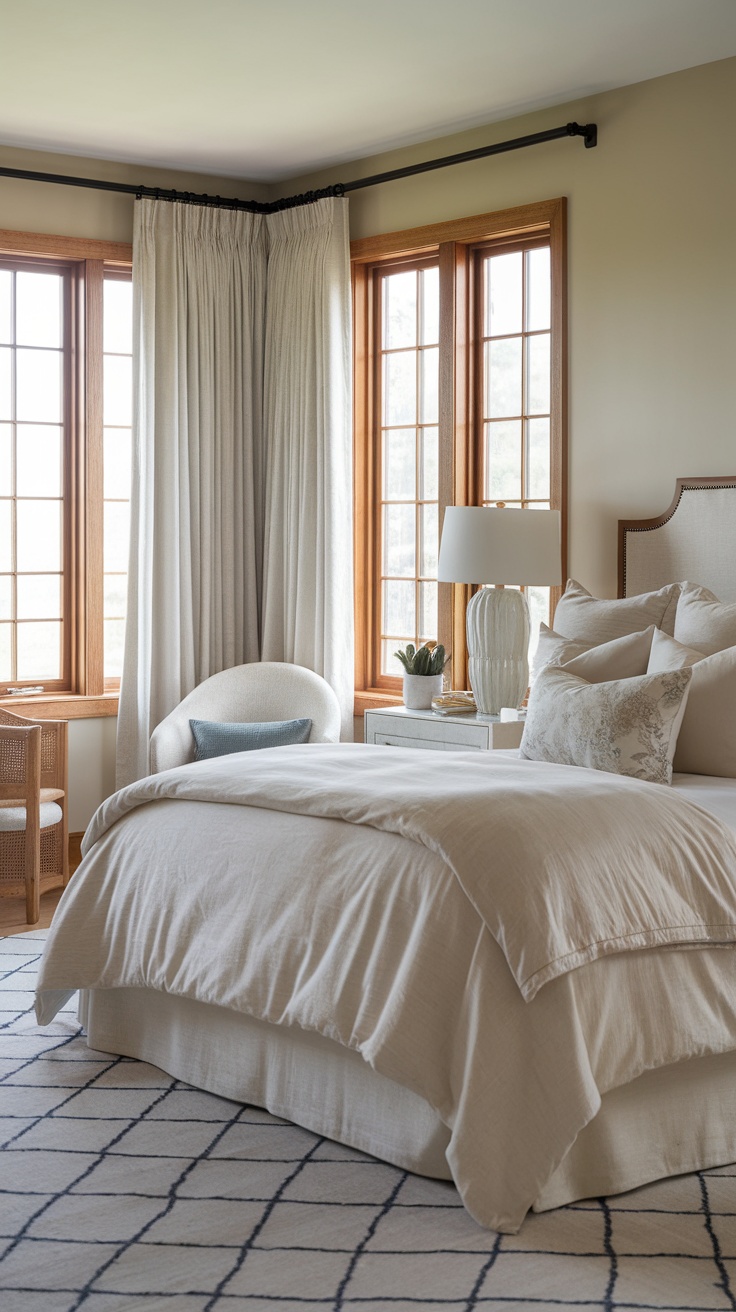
left=647, top=584, right=736, bottom=778
left=525, top=579, right=736, bottom=781
left=522, top=580, right=689, bottom=783
left=532, top=579, right=680, bottom=680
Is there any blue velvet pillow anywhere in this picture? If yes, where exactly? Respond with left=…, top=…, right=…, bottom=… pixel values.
left=189, top=717, right=312, bottom=761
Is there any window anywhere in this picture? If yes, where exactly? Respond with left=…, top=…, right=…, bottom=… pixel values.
left=352, top=199, right=566, bottom=709
left=479, top=241, right=555, bottom=651
left=0, top=263, right=66, bottom=687
left=0, top=233, right=133, bottom=716
left=377, top=262, right=440, bottom=676
left=102, top=275, right=133, bottom=682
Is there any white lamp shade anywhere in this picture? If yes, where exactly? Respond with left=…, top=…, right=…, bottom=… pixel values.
left=438, top=507, right=562, bottom=586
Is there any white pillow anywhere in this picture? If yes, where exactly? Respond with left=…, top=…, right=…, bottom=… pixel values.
left=532, top=623, right=592, bottom=679
left=674, top=583, right=736, bottom=656
left=558, top=626, right=655, bottom=683
left=553, top=579, right=680, bottom=642
left=672, top=647, right=736, bottom=778
left=533, top=624, right=655, bottom=682
left=520, top=664, right=692, bottom=785
left=647, top=628, right=704, bottom=673
left=648, top=631, right=736, bottom=778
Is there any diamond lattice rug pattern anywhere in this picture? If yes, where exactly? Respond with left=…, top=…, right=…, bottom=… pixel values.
left=1, top=932, right=736, bottom=1311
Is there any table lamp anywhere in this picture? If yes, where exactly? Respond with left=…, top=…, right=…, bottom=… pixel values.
left=437, top=506, right=562, bottom=715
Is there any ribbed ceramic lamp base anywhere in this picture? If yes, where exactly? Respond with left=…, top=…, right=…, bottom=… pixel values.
left=466, top=587, right=530, bottom=716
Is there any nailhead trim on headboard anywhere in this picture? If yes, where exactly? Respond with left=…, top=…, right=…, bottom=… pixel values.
left=618, top=477, right=736, bottom=600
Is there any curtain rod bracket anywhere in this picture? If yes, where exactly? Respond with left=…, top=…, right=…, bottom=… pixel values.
left=566, top=121, right=597, bottom=148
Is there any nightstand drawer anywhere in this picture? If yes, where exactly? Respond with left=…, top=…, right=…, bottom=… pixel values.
left=374, top=732, right=484, bottom=752
left=364, top=706, right=524, bottom=752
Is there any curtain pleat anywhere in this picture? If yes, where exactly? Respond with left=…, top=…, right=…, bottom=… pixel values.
left=116, top=201, right=267, bottom=785
left=261, top=199, right=353, bottom=738
left=116, top=195, right=353, bottom=785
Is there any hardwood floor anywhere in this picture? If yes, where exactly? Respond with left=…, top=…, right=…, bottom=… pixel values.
left=0, top=886, right=65, bottom=936
left=0, top=839, right=83, bottom=936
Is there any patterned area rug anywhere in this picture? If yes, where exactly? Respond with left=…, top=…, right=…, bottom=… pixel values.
left=2, top=932, right=736, bottom=1312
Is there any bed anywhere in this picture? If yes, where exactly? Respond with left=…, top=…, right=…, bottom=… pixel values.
left=35, top=476, right=736, bottom=1234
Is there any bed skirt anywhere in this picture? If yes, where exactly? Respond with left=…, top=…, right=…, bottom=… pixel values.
left=79, top=987, right=736, bottom=1217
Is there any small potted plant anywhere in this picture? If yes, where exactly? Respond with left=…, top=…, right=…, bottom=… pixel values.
left=395, top=641, right=450, bottom=710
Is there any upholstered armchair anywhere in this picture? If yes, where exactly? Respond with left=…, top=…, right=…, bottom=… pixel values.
left=0, top=707, right=69, bottom=925
left=149, top=662, right=342, bottom=774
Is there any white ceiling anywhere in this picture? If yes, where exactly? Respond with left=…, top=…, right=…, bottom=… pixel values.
left=3, top=0, right=736, bottom=184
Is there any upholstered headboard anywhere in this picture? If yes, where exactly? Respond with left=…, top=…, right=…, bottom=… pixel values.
left=619, top=476, right=736, bottom=603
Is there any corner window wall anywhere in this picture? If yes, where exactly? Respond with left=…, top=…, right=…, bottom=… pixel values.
left=353, top=200, right=566, bottom=708
left=0, top=236, right=133, bottom=713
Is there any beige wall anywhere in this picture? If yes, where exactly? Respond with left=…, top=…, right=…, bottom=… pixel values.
left=279, top=56, right=736, bottom=599
left=2, top=57, right=735, bottom=823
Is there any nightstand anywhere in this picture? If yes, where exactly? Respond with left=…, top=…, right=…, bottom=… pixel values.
left=364, top=705, right=525, bottom=752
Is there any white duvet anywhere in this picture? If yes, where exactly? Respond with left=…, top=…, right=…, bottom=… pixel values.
left=36, top=744, right=736, bottom=1230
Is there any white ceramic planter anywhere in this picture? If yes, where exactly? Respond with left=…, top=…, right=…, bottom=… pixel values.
left=402, top=672, right=444, bottom=711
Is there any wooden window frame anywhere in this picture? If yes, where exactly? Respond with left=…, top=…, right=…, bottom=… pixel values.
left=0, top=229, right=132, bottom=719
left=370, top=253, right=440, bottom=695
left=352, top=198, right=567, bottom=714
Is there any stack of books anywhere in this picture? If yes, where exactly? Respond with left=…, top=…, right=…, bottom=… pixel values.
left=431, top=691, right=477, bottom=716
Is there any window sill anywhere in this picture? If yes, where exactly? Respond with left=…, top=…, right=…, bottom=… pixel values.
left=354, top=690, right=403, bottom=716
left=0, top=693, right=119, bottom=720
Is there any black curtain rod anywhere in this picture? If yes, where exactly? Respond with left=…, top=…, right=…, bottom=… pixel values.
left=0, top=121, right=596, bottom=214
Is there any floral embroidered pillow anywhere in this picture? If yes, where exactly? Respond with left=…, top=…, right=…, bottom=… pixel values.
left=520, top=665, right=693, bottom=785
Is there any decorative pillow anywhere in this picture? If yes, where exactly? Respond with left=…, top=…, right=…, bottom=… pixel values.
left=190, top=717, right=312, bottom=761
left=531, top=624, right=592, bottom=679
left=673, top=583, right=736, bottom=656
left=650, top=643, right=736, bottom=779
left=557, top=626, right=655, bottom=683
left=647, top=630, right=736, bottom=778
left=553, top=579, right=680, bottom=642
left=647, top=628, right=704, bottom=673
left=532, top=624, right=655, bottom=682
left=520, top=665, right=692, bottom=784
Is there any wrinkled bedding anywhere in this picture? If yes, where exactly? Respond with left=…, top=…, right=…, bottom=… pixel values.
left=36, top=745, right=736, bottom=1230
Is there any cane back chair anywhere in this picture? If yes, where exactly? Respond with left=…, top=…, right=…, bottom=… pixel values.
left=0, top=707, right=69, bottom=925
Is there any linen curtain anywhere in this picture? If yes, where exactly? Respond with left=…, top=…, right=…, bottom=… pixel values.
left=117, top=195, right=353, bottom=785
left=261, top=200, right=353, bottom=737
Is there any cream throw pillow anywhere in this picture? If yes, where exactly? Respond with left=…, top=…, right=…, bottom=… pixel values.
left=553, top=579, right=680, bottom=642
left=520, top=664, right=692, bottom=785
left=647, top=630, right=736, bottom=778
left=532, top=624, right=654, bottom=682
left=558, top=627, right=655, bottom=682
left=674, top=583, right=736, bottom=655
left=532, top=624, right=591, bottom=679
left=647, top=628, right=704, bottom=673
